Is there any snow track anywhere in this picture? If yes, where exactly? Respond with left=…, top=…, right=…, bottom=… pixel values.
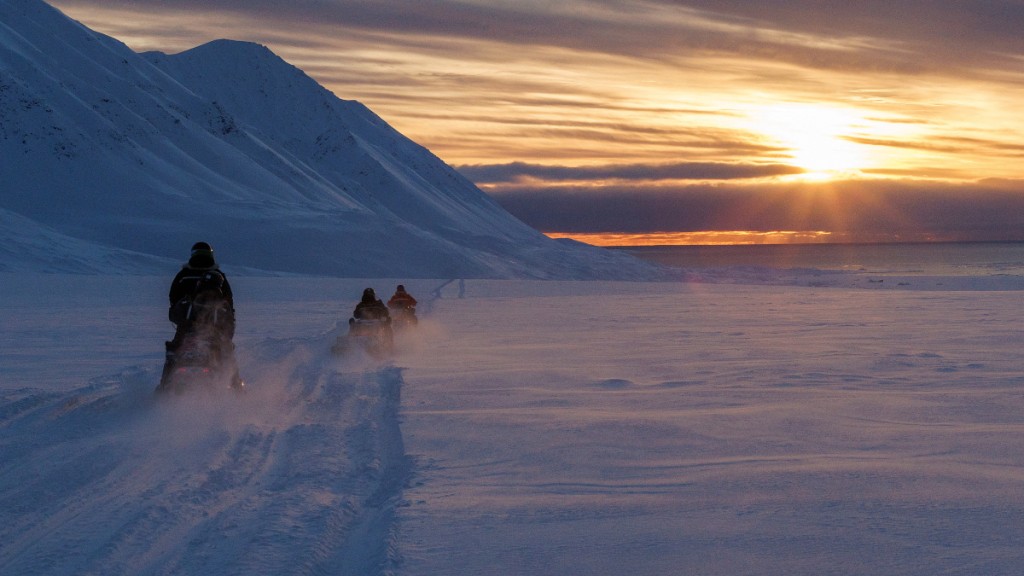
left=0, top=333, right=411, bottom=576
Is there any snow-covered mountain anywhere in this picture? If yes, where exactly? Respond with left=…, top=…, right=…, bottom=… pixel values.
left=0, top=0, right=666, bottom=278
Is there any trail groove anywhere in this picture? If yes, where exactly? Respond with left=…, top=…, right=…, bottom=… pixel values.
left=0, top=335, right=411, bottom=576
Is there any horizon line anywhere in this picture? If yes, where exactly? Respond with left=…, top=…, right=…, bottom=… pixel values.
left=544, top=231, right=1024, bottom=247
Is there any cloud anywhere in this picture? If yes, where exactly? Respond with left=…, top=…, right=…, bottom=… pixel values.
left=457, top=161, right=804, bottom=183
left=646, top=1, right=1024, bottom=74
left=53, top=0, right=1024, bottom=77
left=847, top=134, right=1024, bottom=156
left=487, top=178, right=1024, bottom=242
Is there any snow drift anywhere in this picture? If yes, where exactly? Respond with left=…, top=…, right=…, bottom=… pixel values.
left=0, top=0, right=665, bottom=279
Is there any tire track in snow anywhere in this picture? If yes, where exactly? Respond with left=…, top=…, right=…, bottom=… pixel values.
left=0, top=334, right=412, bottom=576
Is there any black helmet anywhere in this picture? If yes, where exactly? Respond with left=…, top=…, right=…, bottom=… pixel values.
left=396, top=284, right=406, bottom=292
left=188, top=241, right=216, bottom=268
left=362, top=287, right=376, bottom=302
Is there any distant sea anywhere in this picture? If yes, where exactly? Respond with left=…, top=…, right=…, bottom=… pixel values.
left=614, top=242, right=1024, bottom=277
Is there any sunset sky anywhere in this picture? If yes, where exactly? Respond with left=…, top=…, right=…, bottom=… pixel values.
left=50, top=0, right=1024, bottom=244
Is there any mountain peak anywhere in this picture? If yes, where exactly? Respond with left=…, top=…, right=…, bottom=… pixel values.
left=173, top=39, right=286, bottom=69
left=0, top=0, right=669, bottom=280
left=145, top=37, right=311, bottom=89
left=189, top=38, right=273, bottom=54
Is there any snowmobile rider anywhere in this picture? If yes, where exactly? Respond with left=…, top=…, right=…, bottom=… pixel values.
left=387, top=284, right=418, bottom=326
left=352, top=287, right=390, bottom=321
left=387, top=284, right=417, bottom=312
left=158, top=242, right=242, bottom=390
left=168, top=242, right=235, bottom=326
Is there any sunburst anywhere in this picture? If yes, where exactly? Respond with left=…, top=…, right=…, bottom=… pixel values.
left=752, top=104, right=870, bottom=179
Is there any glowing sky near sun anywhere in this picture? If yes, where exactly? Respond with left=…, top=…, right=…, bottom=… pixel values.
left=46, top=0, right=1024, bottom=244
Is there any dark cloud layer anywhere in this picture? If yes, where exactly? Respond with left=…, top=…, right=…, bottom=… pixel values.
left=55, top=0, right=1024, bottom=76
left=458, top=161, right=804, bottom=183
left=489, top=179, right=1024, bottom=242
left=680, top=0, right=1024, bottom=66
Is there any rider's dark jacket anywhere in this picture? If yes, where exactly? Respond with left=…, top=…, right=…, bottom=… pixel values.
left=168, top=254, right=235, bottom=313
left=167, top=253, right=236, bottom=341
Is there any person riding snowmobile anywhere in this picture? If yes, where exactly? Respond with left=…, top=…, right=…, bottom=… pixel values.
left=387, top=284, right=418, bottom=326
left=353, top=287, right=390, bottom=321
left=158, top=242, right=243, bottom=392
left=338, top=287, right=393, bottom=356
left=387, top=284, right=417, bottom=311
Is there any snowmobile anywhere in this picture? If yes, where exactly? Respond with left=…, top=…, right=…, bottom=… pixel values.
left=332, top=316, right=394, bottom=358
left=157, top=326, right=242, bottom=395
left=388, top=305, right=418, bottom=330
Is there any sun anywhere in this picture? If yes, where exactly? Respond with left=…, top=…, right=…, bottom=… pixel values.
left=752, top=104, right=870, bottom=179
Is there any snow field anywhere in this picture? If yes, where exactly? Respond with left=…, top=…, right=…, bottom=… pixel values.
left=396, top=281, right=1024, bottom=575
left=3, top=274, right=1024, bottom=574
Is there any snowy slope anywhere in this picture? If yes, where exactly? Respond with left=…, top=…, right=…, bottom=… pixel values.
left=0, top=0, right=667, bottom=279
left=0, top=207, right=176, bottom=273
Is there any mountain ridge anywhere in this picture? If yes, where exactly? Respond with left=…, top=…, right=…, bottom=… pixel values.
left=0, top=0, right=670, bottom=279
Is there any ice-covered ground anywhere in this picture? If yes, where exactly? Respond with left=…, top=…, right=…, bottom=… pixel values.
left=2, top=271, right=1024, bottom=575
